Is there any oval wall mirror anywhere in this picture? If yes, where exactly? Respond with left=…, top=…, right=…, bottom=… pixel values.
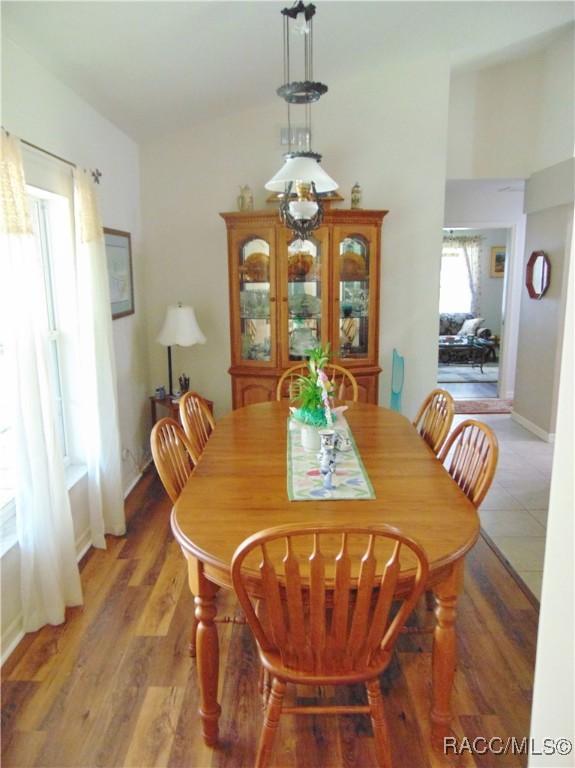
left=525, top=250, right=551, bottom=300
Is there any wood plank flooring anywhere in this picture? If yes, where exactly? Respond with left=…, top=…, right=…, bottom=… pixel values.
left=1, top=471, right=538, bottom=768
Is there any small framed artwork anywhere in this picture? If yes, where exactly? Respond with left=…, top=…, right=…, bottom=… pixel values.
left=490, top=246, right=506, bottom=278
left=104, top=228, right=134, bottom=319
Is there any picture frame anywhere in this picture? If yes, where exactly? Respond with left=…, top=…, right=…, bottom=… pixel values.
left=104, top=228, right=134, bottom=319
left=490, top=245, right=506, bottom=278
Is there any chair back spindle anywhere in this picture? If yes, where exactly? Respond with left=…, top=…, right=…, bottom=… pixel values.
left=439, top=419, right=498, bottom=507
left=276, top=364, right=359, bottom=402
left=150, top=417, right=198, bottom=504
left=232, top=525, right=428, bottom=678
left=179, top=391, right=215, bottom=458
left=413, top=388, right=455, bottom=455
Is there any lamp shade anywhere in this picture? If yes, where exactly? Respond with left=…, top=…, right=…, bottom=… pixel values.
left=265, top=155, right=338, bottom=193
left=157, top=304, right=206, bottom=347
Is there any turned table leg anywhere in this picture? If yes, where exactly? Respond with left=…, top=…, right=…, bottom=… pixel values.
left=430, top=560, right=464, bottom=750
left=194, top=569, right=221, bottom=747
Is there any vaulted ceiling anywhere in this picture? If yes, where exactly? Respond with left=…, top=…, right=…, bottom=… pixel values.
left=3, top=1, right=573, bottom=140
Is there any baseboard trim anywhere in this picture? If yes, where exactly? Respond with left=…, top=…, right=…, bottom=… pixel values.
left=1, top=616, right=25, bottom=666
left=75, top=527, right=93, bottom=563
left=511, top=410, right=556, bottom=443
left=123, top=459, right=153, bottom=500
left=124, top=472, right=142, bottom=499
left=480, top=528, right=541, bottom=610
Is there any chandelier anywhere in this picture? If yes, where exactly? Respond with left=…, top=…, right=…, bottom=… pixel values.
left=265, top=1, right=338, bottom=240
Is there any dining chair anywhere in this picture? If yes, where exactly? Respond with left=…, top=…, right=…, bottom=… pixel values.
left=438, top=418, right=499, bottom=507
left=232, top=523, right=429, bottom=768
left=408, top=419, right=500, bottom=618
left=151, top=417, right=199, bottom=655
left=276, top=363, right=359, bottom=402
left=389, top=348, right=404, bottom=413
left=150, top=417, right=199, bottom=504
left=412, top=388, right=455, bottom=456
left=179, top=391, right=215, bottom=459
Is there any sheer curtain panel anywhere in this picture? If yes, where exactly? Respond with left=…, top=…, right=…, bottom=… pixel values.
left=74, top=170, right=125, bottom=546
left=1, top=132, right=83, bottom=631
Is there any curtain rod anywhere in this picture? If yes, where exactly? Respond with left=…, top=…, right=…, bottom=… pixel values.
left=2, top=127, right=102, bottom=184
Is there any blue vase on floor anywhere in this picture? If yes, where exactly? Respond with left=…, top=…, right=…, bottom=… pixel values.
left=390, top=348, right=404, bottom=413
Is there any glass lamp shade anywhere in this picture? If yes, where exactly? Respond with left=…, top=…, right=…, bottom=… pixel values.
left=157, top=304, right=206, bottom=347
left=289, top=199, right=319, bottom=219
left=265, top=155, right=338, bottom=194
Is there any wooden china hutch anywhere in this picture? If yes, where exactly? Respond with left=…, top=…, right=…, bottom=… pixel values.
left=221, top=203, right=387, bottom=409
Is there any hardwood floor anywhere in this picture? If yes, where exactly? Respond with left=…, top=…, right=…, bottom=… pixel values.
left=2, top=471, right=538, bottom=767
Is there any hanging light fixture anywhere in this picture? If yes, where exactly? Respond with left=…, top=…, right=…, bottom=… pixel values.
left=265, top=1, right=338, bottom=240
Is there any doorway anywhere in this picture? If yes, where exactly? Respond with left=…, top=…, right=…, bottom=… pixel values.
left=437, top=227, right=512, bottom=404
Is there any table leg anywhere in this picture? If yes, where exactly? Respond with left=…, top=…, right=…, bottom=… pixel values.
left=194, top=568, right=221, bottom=746
left=430, top=560, right=464, bottom=749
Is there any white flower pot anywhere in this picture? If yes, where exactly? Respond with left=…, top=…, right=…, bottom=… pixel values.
left=301, top=424, right=321, bottom=453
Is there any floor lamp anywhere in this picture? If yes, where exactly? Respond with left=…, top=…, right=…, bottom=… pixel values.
left=157, top=303, right=206, bottom=396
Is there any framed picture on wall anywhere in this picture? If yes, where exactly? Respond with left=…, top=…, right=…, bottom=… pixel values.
left=104, top=228, right=135, bottom=319
left=490, top=245, right=506, bottom=278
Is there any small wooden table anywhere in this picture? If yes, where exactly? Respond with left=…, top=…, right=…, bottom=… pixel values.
left=171, top=401, right=479, bottom=749
left=149, top=393, right=214, bottom=425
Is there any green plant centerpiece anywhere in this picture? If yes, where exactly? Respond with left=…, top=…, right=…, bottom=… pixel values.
left=290, top=344, right=335, bottom=428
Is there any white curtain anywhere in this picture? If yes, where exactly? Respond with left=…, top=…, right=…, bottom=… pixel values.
left=461, top=237, right=482, bottom=317
left=442, top=234, right=482, bottom=316
left=74, top=170, right=125, bottom=546
left=1, top=132, right=83, bottom=631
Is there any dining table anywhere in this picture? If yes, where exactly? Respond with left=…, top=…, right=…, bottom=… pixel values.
left=170, top=400, right=480, bottom=750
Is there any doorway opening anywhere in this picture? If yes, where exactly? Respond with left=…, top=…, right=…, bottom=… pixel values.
left=437, top=227, right=511, bottom=407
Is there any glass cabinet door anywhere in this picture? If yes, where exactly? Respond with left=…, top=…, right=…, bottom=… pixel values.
left=233, top=232, right=276, bottom=366
left=333, top=226, right=378, bottom=364
left=280, top=230, right=329, bottom=365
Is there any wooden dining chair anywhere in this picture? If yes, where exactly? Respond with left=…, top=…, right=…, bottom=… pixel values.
left=150, top=417, right=199, bottom=504
left=179, top=391, right=215, bottom=459
left=409, top=419, right=500, bottom=619
left=412, top=388, right=455, bottom=456
left=276, top=363, right=359, bottom=402
left=232, top=523, right=429, bottom=768
left=151, top=417, right=199, bottom=655
left=438, top=418, right=499, bottom=507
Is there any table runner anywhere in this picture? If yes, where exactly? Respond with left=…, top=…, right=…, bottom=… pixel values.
left=287, top=418, right=376, bottom=501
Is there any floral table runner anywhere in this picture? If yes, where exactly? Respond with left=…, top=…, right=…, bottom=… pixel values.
left=287, top=418, right=376, bottom=501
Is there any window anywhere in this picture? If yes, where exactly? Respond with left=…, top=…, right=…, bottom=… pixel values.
left=0, top=185, right=78, bottom=546
left=0, top=338, right=15, bottom=530
left=30, top=195, right=69, bottom=458
left=439, top=244, right=472, bottom=313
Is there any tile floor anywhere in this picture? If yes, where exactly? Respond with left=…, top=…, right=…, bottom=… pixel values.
left=453, top=413, right=553, bottom=601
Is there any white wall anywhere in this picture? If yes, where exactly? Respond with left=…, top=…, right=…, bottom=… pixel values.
left=528, top=224, right=574, bottom=768
left=512, top=159, right=574, bottom=438
left=141, top=53, right=451, bottom=420
left=447, top=25, right=575, bottom=179
left=1, top=38, right=148, bottom=657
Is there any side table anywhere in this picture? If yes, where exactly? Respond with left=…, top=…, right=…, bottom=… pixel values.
left=150, top=393, right=214, bottom=426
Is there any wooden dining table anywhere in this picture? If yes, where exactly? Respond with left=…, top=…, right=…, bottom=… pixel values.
left=171, top=400, right=480, bottom=750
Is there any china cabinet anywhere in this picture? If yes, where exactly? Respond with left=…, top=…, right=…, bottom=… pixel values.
left=221, top=205, right=387, bottom=408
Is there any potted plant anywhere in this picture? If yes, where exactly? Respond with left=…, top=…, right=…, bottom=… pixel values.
left=290, top=344, right=335, bottom=451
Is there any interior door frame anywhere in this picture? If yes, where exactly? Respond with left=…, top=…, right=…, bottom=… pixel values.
left=442, top=218, right=526, bottom=400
